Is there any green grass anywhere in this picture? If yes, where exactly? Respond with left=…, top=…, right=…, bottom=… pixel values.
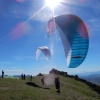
left=0, top=75, right=99, bottom=100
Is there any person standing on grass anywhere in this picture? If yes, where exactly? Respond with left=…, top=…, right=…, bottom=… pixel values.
left=24, top=74, right=25, bottom=80
left=30, top=75, right=32, bottom=81
left=55, top=77, right=60, bottom=93
left=2, top=70, right=4, bottom=78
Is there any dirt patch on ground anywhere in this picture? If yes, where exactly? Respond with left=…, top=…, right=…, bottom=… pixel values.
left=0, top=86, right=9, bottom=90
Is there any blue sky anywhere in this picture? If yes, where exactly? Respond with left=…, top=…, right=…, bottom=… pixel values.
left=0, top=0, right=100, bottom=75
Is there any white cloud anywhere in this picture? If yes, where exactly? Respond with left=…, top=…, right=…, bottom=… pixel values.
left=4, top=69, right=25, bottom=72
left=11, top=67, right=18, bottom=69
left=24, top=56, right=35, bottom=59
left=89, top=19, right=99, bottom=23
left=0, top=45, right=11, bottom=48
left=13, top=56, right=35, bottom=60
left=0, top=62, right=12, bottom=64
left=94, top=3, right=100, bottom=13
left=13, top=57, right=23, bottom=60
left=88, top=18, right=100, bottom=31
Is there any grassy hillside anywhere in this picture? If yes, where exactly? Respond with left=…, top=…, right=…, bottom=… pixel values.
left=0, top=74, right=100, bottom=100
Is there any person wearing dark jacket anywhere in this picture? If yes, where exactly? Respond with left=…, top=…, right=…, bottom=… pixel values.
left=23, top=74, right=25, bottom=80
left=55, top=77, right=60, bottom=93
left=2, top=70, right=4, bottom=78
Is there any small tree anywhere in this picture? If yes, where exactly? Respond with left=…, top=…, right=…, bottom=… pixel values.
left=75, top=75, right=79, bottom=80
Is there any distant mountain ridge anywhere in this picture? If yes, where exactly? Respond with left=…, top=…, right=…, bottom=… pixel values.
left=0, top=75, right=31, bottom=78
left=79, top=74, right=100, bottom=85
left=77, top=71, right=100, bottom=77
left=74, top=71, right=100, bottom=85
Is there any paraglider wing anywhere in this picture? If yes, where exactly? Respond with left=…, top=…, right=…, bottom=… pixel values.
left=36, top=46, right=51, bottom=60
left=47, top=14, right=89, bottom=68
left=36, top=48, right=41, bottom=60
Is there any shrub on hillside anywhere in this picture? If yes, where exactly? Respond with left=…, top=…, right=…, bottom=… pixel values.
left=37, top=73, right=43, bottom=76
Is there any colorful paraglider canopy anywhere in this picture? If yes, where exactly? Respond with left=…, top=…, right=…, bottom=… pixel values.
left=4, top=76, right=14, bottom=78
left=36, top=46, right=51, bottom=60
left=47, top=14, right=89, bottom=68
